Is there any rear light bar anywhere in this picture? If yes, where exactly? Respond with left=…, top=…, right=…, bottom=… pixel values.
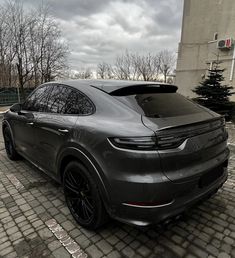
left=109, top=136, right=185, bottom=151
left=109, top=117, right=226, bottom=151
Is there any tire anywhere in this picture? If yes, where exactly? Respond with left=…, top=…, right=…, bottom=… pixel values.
left=63, top=161, right=108, bottom=230
left=3, top=127, right=20, bottom=160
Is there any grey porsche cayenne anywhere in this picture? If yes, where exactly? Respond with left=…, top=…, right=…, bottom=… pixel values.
left=2, top=80, right=229, bottom=229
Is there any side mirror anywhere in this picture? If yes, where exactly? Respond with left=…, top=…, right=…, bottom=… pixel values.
left=10, top=103, right=22, bottom=113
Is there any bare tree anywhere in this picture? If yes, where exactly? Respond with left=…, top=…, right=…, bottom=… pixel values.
left=0, top=0, right=69, bottom=96
left=134, top=53, right=160, bottom=81
left=84, top=68, right=92, bottom=79
left=34, top=4, right=68, bottom=83
left=4, top=0, right=35, bottom=96
left=72, top=68, right=93, bottom=79
left=112, top=51, right=141, bottom=80
left=112, top=52, right=131, bottom=80
left=0, top=2, right=17, bottom=87
left=159, top=50, right=176, bottom=83
left=107, top=51, right=160, bottom=81
left=97, top=62, right=113, bottom=79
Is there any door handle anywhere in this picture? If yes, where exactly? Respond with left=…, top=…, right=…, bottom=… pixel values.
left=26, top=122, right=34, bottom=126
left=58, top=129, right=69, bottom=133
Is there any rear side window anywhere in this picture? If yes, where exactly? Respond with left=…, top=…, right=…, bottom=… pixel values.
left=115, top=93, right=203, bottom=118
left=47, top=84, right=94, bottom=115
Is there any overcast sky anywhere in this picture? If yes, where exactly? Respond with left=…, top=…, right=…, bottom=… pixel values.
left=1, top=0, right=184, bottom=71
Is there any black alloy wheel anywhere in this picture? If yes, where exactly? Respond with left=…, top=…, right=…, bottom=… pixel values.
left=63, top=161, right=107, bottom=229
left=3, top=127, right=19, bottom=160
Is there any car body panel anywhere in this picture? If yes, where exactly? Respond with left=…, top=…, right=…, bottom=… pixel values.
left=32, top=112, right=78, bottom=173
left=142, top=114, right=228, bottom=183
left=3, top=111, right=38, bottom=163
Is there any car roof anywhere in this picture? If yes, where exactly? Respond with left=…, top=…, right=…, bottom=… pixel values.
left=53, top=79, right=178, bottom=94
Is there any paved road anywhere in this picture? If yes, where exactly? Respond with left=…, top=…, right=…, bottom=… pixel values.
left=0, top=120, right=235, bottom=258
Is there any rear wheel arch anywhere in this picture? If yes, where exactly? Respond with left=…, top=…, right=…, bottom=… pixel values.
left=57, top=147, right=111, bottom=207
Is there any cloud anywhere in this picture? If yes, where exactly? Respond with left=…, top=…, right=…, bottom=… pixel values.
left=0, top=0, right=184, bottom=70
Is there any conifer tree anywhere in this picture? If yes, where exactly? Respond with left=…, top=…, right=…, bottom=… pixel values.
left=193, top=62, right=234, bottom=119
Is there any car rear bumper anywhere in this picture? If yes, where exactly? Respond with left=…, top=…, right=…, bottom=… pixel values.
left=109, top=160, right=228, bottom=226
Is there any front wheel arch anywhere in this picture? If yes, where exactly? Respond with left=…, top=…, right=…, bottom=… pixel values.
left=2, top=123, right=20, bottom=160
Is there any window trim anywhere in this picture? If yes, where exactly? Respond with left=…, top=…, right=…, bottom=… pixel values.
left=22, top=83, right=96, bottom=116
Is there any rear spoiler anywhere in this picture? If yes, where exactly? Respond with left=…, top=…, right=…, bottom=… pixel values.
left=110, top=84, right=178, bottom=96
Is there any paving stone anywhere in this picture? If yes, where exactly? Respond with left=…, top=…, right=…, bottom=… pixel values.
left=38, top=227, right=53, bottom=239
left=61, top=220, right=75, bottom=231
left=0, top=235, right=8, bottom=245
left=91, top=234, right=102, bottom=243
left=221, top=243, right=232, bottom=253
left=115, top=229, right=128, bottom=239
left=129, top=240, right=141, bottom=249
left=218, top=252, right=231, bottom=258
left=115, top=241, right=126, bottom=251
left=32, top=220, right=44, bottom=228
left=4, top=252, right=18, bottom=258
left=23, top=227, right=35, bottom=236
left=15, top=215, right=26, bottom=223
left=86, top=244, right=103, bottom=258
left=107, top=250, right=122, bottom=258
left=137, top=245, right=151, bottom=257
left=224, top=236, right=234, bottom=245
left=9, top=231, right=23, bottom=241
left=206, top=244, right=219, bottom=257
left=48, top=240, right=64, bottom=252
left=53, top=246, right=71, bottom=258
left=34, top=205, right=46, bottom=214
left=0, top=246, right=14, bottom=256
left=96, top=239, right=112, bottom=254
left=121, top=246, right=135, bottom=258
left=0, top=240, right=11, bottom=251
left=42, top=201, right=54, bottom=209
left=189, top=245, right=209, bottom=258
left=107, top=235, right=119, bottom=245
left=79, top=239, right=91, bottom=249
left=60, top=207, right=70, bottom=216
left=69, top=228, right=81, bottom=239
left=185, top=254, right=197, bottom=258
left=6, top=226, right=18, bottom=235
left=20, top=204, right=31, bottom=212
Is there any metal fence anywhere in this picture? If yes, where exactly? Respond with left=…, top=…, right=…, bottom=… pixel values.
left=0, top=88, right=34, bottom=106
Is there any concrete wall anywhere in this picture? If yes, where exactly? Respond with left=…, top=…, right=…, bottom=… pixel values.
left=176, top=0, right=235, bottom=100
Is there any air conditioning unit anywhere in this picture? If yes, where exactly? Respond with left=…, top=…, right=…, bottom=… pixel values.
left=217, top=38, right=233, bottom=50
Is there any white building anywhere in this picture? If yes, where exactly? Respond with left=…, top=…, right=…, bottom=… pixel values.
left=176, top=0, right=235, bottom=100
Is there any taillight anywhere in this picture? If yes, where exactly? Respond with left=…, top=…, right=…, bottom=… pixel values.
left=156, top=135, right=186, bottom=149
left=109, top=137, right=157, bottom=150
left=109, top=135, right=185, bottom=150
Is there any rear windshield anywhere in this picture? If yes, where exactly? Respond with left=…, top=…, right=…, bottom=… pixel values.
left=115, top=93, right=203, bottom=118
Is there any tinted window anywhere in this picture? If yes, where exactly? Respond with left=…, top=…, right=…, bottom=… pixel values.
left=47, top=85, right=94, bottom=115
left=116, top=93, right=203, bottom=118
left=22, top=86, right=52, bottom=112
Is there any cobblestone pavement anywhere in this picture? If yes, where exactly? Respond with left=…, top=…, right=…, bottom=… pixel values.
left=0, top=120, right=235, bottom=258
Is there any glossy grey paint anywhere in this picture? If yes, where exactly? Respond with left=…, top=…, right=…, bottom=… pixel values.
left=2, top=80, right=229, bottom=226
